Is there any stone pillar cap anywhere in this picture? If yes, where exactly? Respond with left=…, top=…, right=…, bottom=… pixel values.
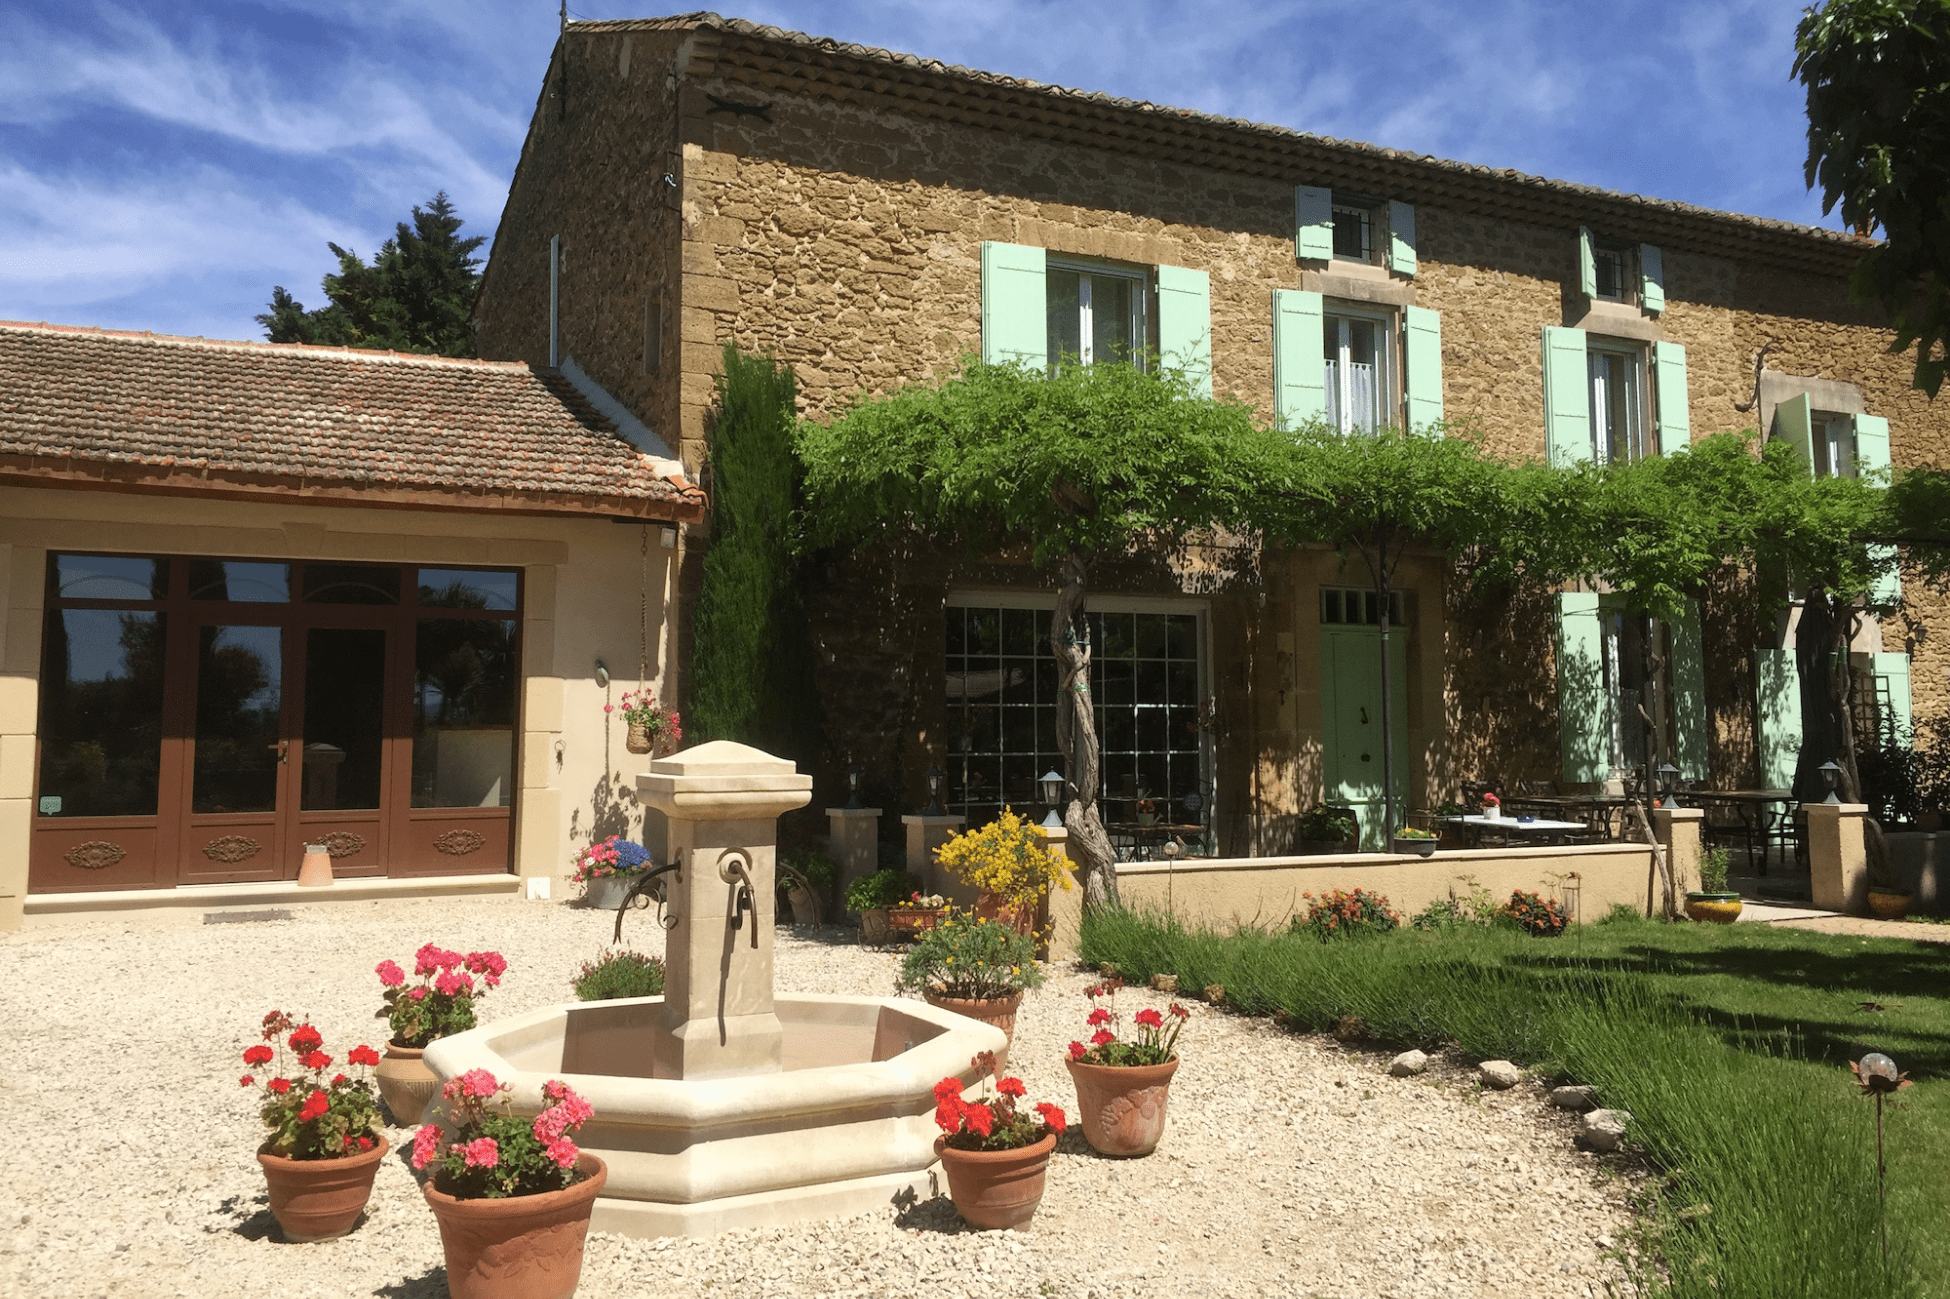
left=1804, top=802, right=1869, bottom=815
left=826, top=806, right=883, bottom=818
left=901, top=813, right=967, bottom=826
left=639, top=741, right=812, bottom=820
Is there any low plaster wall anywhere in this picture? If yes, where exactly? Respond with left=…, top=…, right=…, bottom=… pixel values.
left=1047, top=841, right=1656, bottom=957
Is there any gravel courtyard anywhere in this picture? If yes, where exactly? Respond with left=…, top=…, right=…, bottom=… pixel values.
left=1, top=895, right=1641, bottom=1299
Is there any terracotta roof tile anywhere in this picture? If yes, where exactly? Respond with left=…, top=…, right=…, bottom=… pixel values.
left=0, top=322, right=703, bottom=519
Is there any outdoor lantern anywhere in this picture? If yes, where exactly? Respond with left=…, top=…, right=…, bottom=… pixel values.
left=923, top=764, right=945, bottom=816
left=1039, top=769, right=1065, bottom=829
left=1820, top=761, right=1844, bottom=804
left=1561, top=872, right=1582, bottom=926
left=1658, top=763, right=1681, bottom=809
left=845, top=760, right=863, bottom=811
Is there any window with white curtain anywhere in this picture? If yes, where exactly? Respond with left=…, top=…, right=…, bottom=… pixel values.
left=1322, top=310, right=1394, bottom=435
left=1588, top=344, right=1647, bottom=464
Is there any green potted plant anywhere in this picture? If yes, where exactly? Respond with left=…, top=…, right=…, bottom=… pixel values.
left=845, top=868, right=919, bottom=944
left=412, top=1071, right=606, bottom=1299
left=571, top=835, right=654, bottom=911
left=571, top=949, right=664, bottom=1001
left=778, top=847, right=838, bottom=926
left=1392, top=825, right=1438, bottom=858
left=607, top=688, right=682, bottom=756
left=372, top=944, right=506, bottom=1125
left=239, top=1011, right=387, bottom=1242
left=1063, top=976, right=1191, bottom=1157
left=1684, top=846, right=1742, bottom=924
left=933, top=807, right=1073, bottom=935
left=896, top=911, right=1044, bottom=1069
left=932, top=1051, right=1067, bottom=1231
left=1297, top=803, right=1358, bottom=854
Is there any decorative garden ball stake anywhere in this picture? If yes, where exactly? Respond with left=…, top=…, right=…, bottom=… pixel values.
left=1850, top=1051, right=1912, bottom=1261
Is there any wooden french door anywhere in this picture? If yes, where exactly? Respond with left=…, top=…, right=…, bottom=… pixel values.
left=177, top=617, right=396, bottom=883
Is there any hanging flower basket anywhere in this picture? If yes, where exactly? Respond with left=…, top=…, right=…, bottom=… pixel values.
left=610, top=689, right=681, bottom=756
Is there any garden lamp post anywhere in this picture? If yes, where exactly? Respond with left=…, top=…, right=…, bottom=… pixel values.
left=1819, top=761, right=1844, bottom=804
left=923, top=764, right=946, bottom=817
left=1039, top=769, right=1065, bottom=829
left=1658, top=763, right=1681, bottom=809
left=845, top=759, right=863, bottom=811
left=1851, top=1051, right=1913, bottom=1262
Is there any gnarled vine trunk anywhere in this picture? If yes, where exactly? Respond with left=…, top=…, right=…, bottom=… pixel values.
left=1051, top=551, right=1120, bottom=911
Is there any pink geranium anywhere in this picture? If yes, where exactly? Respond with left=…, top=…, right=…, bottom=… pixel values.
left=376, top=943, right=505, bottom=1048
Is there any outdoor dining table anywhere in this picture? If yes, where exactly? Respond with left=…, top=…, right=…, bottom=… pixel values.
left=1500, top=793, right=1631, bottom=838
left=1105, top=821, right=1206, bottom=861
left=1438, top=814, right=1592, bottom=847
left=1687, top=789, right=1795, bottom=874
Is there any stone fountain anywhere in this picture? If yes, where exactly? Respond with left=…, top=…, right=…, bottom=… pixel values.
left=424, top=741, right=1005, bottom=1236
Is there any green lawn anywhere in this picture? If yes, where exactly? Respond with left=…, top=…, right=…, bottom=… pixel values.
left=1080, top=909, right=1950, bottom=1299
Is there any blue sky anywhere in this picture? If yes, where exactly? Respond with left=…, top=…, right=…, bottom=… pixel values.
left=0, top=1, right=1836, bottom=342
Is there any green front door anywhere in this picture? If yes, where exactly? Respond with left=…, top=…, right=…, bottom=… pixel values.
left=1322, top=626, right=1408, bottom=849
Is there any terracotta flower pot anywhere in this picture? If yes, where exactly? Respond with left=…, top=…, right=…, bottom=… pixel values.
left=422, top=1154, right=608, bottom=1299
left=924, top=990, right=1022, bottom=1071
left=1867, top=890, right=1913, bottom=920
left=1684, top=892, right=1743, bottom=925
left=376, top=1041, right=441, bottom=1126
left=889, top=907, right=946, bottom=936
left=1065, top=1055, right=1179, bottom=1157
left=256, top=1135, right=389, bottom=1242
left=858, top=908, right=892, bottom=945
left=934, top=1132, right=1055, bottom=1231
left=974, top=891, right=1036, bottom=936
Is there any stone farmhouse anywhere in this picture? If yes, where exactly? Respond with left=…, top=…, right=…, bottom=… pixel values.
left=472, top=13, right=1946, bottom=856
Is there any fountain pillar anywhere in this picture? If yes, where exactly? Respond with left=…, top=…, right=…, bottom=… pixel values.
left=638, top=741, right=812, bottom=1079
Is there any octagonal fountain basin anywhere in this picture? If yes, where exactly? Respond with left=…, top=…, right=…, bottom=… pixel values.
left=423, top=994, right=1006, bottom=1237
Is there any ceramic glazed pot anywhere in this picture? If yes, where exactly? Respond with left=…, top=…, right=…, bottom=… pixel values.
left=924, top=990, right=1022, bottom=1071
left=376, top=1042, right=441, bottom=1126
left=256, top=1135, right=389, bottom=1242
left=1684, top=892, right=1743, bottom=925
left=858, top=908, right=892, bottom=944
left=1065, top=1055, right=1179, bottom=1157
left=422, top=1155, right=607, bottom=1299
left=1867, top=890, right=1913, bottom=921
left=934, top=1132, right=1055, bottom=1231
left=974, top=891, right=1036, bottom=936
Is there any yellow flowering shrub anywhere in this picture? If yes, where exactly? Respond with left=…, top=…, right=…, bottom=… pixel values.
left=935, top=808, right=1073, bottom=907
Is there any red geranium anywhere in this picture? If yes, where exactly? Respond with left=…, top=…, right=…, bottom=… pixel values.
left=237, top=1011, right=383, bottom=1162
left=933, top=1051, right=1064, bottom=1153
left=1069, top=978, right=1190, bottom=1067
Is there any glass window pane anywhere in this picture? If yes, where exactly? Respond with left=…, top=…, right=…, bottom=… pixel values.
left=303, top=563, right=400, bottom=605
left=51, top=554, right=165, bottom=602
left=1136, top=616, right=1169, bottom=660
left=412, top=618, right=517, bottom=808
left=417, top=568, right=518, bottom=611
left=966, top=608, right=1000, bottom=656
left=1099, top=613, right=1135, bottom=660
left=302, top=628, right=386, bottom=810
left=1095, top=658, right=1133, bottom=705
left=192, top=625, right=283, bottom=814
left=1166, top=615, right=1198, bottom=659
left=1002, top=607, right=1039, bottom=656
left=1332, top=206, right=1370, bottom=260
left=1090, top=274, right=1135, bottom=365
left=945, top=607, right=966, bottom=656
left=1047, top=268, right=1082, bottom=366
left=36, top=609, right=166, bottom=817
left=188, top=560, right=290, bottom=603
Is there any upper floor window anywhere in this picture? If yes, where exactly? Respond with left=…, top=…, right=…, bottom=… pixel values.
left=1812, top=413, right=1856, bottom=478
left=1591, top=241, right=1637, bottom=304
left=1588, top=342, right=1647, bottom=464
left=1332, top=201, right=1379, bottom=264
left=1046, top=260, right=1148, bottom=369
left=1296, top=187, right=1417, bottom=276
left=1323, top=308, right=1396, bottom=435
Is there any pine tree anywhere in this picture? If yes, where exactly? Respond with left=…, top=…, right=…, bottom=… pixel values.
left=257, top=192, right=485, bottom=357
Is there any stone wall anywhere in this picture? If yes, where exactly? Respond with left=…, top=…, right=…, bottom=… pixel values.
left=478, top=26, right=1950, bottom=840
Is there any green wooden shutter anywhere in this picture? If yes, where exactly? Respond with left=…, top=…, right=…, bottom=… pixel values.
left=1870, top=651, right=1914, bottom=744
left=1578, top=227, right=1597, bottom=298
left=980, top=241, right=1047, bottom=368
left=1403, top=305, right=1442, bottom=432
left=1543, top=326, right=1592, bottom=466
left=1387, top=201, right=1417, bottom=276
left=1557, top=592, right=1610, bottom=783
left=1639, top=243, right=1665, bottom=315
left=1757, top=648, right=1801, bottom=791
left=1295, top=186, right=1333, bottom=261
left=1855, top=413, right=1902, bottom=604
left=1273, top=289, right=1326, bottom=429
left=1670, top=601, right=1708, bottom=780
left=1774, top=392, right=1814, bottom=473
left=1157, top=264, right=1212, bottom=397
left=1654, top=340, right=1691, bottom=455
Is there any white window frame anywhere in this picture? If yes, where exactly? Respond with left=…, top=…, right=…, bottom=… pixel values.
left=1046, top=256, right=1149, bottom=369
left=1324, top=305, right=1398, bottom=436
left=1588, top=341, right=1647, bottom=465
left=1591, top=238, right=1638, bottom=306
left=1813, top=412, right=1857, bottom=479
